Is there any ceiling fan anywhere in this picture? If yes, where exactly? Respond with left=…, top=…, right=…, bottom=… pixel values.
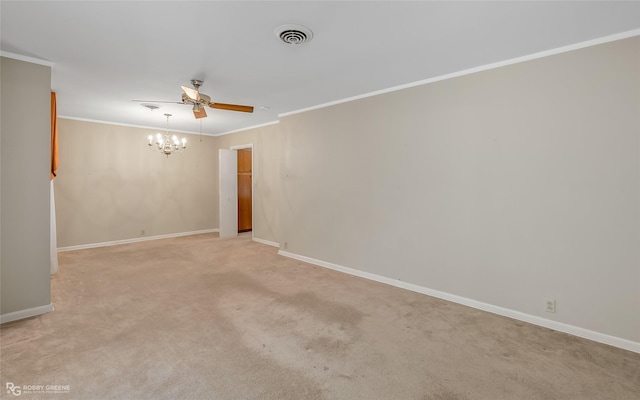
left=134, top=79, right=254, bottom=119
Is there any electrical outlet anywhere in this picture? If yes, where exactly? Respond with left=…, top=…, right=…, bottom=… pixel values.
left=545, top=299, right=556, bottom=313
left=141, top=229, right=146, bottom=236
left=283, top=242, right=288, bottom=250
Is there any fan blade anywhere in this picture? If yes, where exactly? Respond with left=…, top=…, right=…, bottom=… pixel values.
left=181, top=86, right=200, bottom=101
left=210, top=103, right=254, bottom=113
left=193, top=107, right=207, bottom=119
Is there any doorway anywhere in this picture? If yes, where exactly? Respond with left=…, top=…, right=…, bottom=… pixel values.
left=237, top=148, right=252, bottom=233
left=219, top=143, right=253, bottom=238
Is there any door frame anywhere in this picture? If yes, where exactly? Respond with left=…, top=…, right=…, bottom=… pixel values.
left=219, top=149, right=238, bottom=238
left=230, top=143, right=254, bottom=239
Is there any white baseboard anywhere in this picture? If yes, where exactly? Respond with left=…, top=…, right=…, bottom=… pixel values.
left=278, top=250, right=640, bottom=354
left=57, top=229, right=219, bottom=252
left=252, top=237, right=279, bottom=247
left=1, top=303, right=54, bottom=324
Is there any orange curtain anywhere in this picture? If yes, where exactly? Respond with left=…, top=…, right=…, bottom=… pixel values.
left=51, top=92, right=58, bottom=180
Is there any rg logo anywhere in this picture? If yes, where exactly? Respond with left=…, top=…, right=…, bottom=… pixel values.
left=6, top=382, right=21, bottom=396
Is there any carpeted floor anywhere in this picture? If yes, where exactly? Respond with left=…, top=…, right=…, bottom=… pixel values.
left=1, top=233, right=639, bottom=399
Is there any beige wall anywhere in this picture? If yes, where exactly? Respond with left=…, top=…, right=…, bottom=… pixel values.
left=214, top=123, right=281, bottom=244
left=277, top=37, right=640, bottom=342
left=55, top=119, right=217, bottom=247
left=1, top=57, right=52, bottom=316
left=55, top=119, right=281, bottom=247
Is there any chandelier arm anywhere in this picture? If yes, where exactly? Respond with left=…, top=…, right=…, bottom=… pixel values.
left=145, top=113, right=187, bottom=157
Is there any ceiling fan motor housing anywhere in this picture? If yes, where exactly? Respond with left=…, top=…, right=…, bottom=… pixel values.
left=182, top=92, right=210, bottom=105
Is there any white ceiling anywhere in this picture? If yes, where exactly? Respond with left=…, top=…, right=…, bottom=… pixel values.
left=2, top=1, right=640, bottom=136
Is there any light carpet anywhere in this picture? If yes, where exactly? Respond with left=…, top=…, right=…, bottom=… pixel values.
left=1, top=233, right=639, bottom=399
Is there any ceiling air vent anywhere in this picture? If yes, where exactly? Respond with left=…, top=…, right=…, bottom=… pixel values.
left=275, top=24, right=313, bottom=45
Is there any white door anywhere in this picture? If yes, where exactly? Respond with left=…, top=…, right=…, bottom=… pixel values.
left=219, top=149, right=238, bottom=238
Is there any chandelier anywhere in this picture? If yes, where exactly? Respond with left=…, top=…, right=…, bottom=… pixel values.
left=147, top=113, right=186, bottom=157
